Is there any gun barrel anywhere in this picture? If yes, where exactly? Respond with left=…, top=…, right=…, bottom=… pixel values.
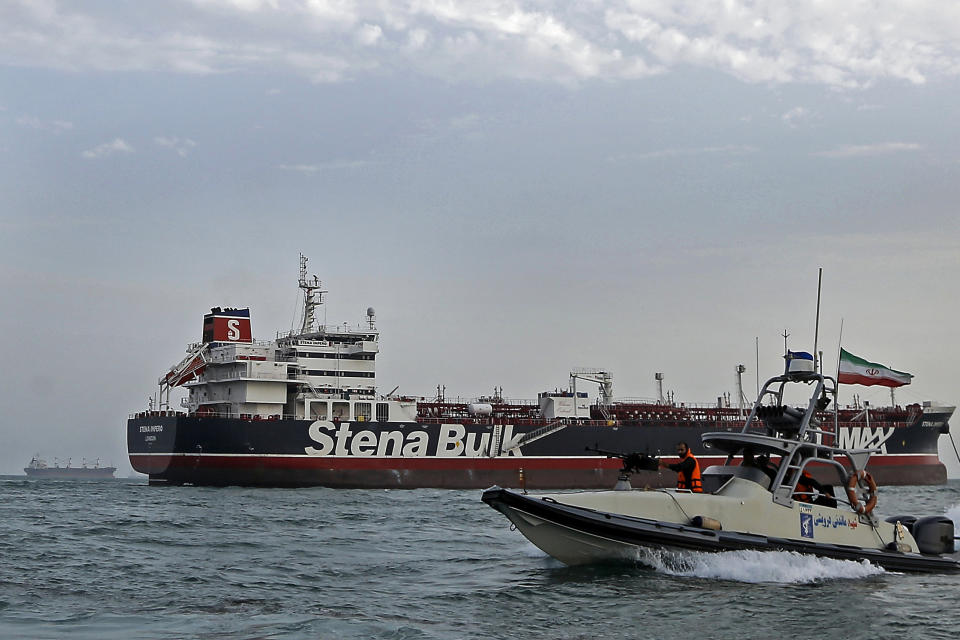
left=584, top=446, right=626, bottom=458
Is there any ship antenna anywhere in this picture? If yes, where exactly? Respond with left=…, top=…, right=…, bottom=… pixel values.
left=298, top=254, right=326, bottom=334
left=813, top=267, right=823, bottom=373
left=755, top=336, right=760, bottom=397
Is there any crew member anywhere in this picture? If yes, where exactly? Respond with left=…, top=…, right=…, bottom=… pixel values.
left=794, top=469, right=835, bottom=507
left=659, top=441, right=702, bottom=492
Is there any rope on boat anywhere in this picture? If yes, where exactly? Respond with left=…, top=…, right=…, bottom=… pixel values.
left=657, top=489, right=693, bottom=521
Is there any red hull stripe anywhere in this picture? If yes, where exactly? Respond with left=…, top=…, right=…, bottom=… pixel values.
left=130, top=453, right=942, bottom=471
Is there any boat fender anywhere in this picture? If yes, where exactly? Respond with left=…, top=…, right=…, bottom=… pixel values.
left=885, top=541, right=913, bottom=553
left=691, top=516, right=722, bottom=531
left=845, top=470, right=878, bottom=515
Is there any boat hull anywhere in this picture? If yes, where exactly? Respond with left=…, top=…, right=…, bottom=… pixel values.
left=481, top=487, right=960, bottom=572
left=24, top=468, right=116, bottom=479
left=128, top=413, right=948, bottom=488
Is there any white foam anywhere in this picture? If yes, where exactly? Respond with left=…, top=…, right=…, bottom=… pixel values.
left=944, top=503, right=960, bottom=528
left=636, top=548, right=885, bottom=584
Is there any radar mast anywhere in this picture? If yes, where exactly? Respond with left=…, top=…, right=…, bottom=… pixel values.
left=299, top=254, right=326, bottom=334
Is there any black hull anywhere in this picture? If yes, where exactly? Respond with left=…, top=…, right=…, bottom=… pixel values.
left=481, top=487, right=960, bottom=573
left=128, top=413, right=949, bottom=488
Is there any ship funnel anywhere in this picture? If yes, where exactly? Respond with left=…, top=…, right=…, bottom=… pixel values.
left=202, top=308, right=252, bottom=343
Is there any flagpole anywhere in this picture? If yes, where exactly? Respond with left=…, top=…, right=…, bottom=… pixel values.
left=835, top=318, right=844, bottom=382
left=834, top=318, right=843, bottom=440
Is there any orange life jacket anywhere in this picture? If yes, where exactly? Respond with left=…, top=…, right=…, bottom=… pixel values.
left=794, top=471, right=815, bottom=502
left=677, top=450, right=703, bottom=493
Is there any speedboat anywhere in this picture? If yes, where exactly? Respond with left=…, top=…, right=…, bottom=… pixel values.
left=483, top=352, right=960, bottom=573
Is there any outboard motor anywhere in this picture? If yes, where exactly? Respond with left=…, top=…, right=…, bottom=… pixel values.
left=911, top=516, right=955, bottom=555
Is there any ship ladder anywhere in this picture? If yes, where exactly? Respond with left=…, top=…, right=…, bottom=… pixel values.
left=779, top=462, right=804, bottom=497
left=488, top=424, right=503, bottom=457
left=770, top=443, right=806, bottom=505
left=505, top=420, right=570, bottom=453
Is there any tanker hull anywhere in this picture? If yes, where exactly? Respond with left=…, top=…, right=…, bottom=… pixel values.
left=128, top=414, right=947, bottom=488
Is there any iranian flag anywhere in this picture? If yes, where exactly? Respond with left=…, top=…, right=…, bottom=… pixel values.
left=838, top=348, right=913, bottom=387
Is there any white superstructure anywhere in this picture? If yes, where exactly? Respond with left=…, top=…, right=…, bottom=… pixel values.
left=160, top=255, right=416, bottom=423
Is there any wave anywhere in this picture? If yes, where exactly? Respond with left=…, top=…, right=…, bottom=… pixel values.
left=637, top=548, right=885, bottom=584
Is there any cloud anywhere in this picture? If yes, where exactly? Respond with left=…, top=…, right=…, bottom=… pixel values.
left=812, top=142, right=924, bottom=158
left=357, top=23, right=383, bottom=46
left=3, top=1, right=960, bottom=87
left=277, top=160, right=370, bottom=173
left=781, top=106, right=811, bottom=127
left=81, top=138, right=134, bottom=159
left=17, top=115, right=74, bottom=133
left=606, top=145, right=759, bottom=162
left=154, top=136, right=197, bottom=157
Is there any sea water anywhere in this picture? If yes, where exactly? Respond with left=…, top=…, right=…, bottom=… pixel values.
left=2, top=479, right=960, bottom=640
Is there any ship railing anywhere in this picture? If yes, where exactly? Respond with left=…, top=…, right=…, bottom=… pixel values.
left=140, top=410, right=298, bottom=420
left=834, top=420, right=905, bottom=430
left=202, top=370, right=290, bottom=382
left=607, top=396, right=666, bottom=405
left=414, top=417, right=631, bottom=427
left=276, top=327, right=379, bottom=341
left=131, top=409, right=293, bottom=421
left=416, top=397, right=542, bottom=407
left=201, top=339, right=274, bottom=348
left=129, top=410, right=188, bottom=419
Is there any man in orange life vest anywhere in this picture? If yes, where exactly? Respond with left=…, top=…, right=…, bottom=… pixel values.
left=795, top=469, right=837, bottom=507
left=659, top=441, right=702, bottom=492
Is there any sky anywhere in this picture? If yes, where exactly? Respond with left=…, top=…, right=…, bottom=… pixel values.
left=2, top=0, right=959, bottom=476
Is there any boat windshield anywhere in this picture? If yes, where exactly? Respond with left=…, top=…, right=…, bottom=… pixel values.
left=701, top=464, right=772, bottom=493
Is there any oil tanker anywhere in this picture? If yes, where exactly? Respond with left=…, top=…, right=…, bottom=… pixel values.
left=127, top=256, right=954, bottom=488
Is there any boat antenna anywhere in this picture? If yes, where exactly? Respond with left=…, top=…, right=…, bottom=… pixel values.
left=813, top=267, right=822, bottom=373
left=755, top=336, right=759, bottom=397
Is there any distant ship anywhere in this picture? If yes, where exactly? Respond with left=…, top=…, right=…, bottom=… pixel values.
left=24, top=456, right=116, bottom=479
left=127, top=256, right=954, bottom=488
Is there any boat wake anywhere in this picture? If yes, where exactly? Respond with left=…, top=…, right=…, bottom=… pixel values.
left=636, top=548, right=886, bottom=584
left=945, top=504, right=960, bottom=528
